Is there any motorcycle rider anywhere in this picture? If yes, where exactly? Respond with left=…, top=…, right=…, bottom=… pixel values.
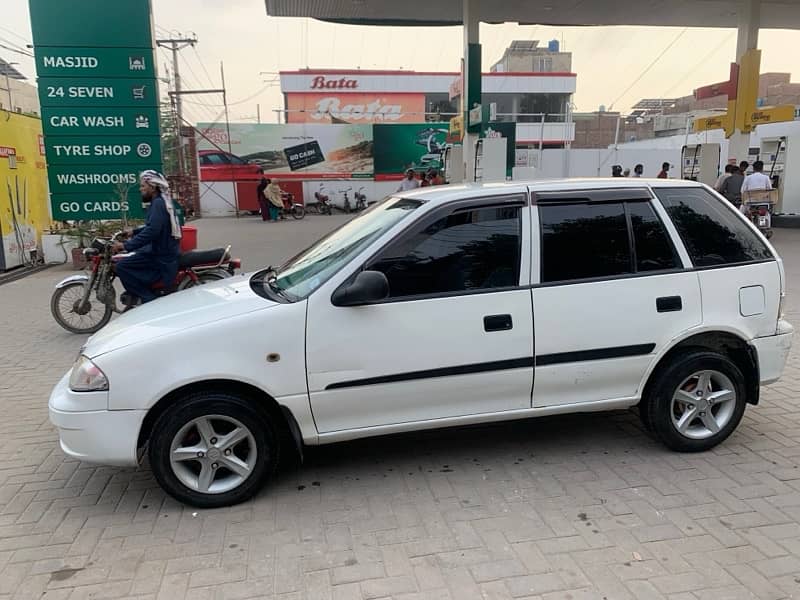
left=112, top=170, right=182, bottom=304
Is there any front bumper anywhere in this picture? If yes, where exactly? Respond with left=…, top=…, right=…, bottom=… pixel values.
left=48, top=373, right=144, bottom=467
left=752, top=320, right=794, bottom=385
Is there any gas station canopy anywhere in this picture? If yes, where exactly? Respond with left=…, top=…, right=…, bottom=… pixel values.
left=265, top=0, right=800, bottom=29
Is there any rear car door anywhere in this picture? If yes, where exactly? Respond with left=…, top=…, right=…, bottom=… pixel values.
left=530, top=187, right=702, bottom=407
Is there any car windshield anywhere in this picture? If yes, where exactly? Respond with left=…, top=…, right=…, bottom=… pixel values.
left=257, top=196, right=423, bottom=301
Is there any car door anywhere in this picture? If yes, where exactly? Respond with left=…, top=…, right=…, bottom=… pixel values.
left=530, top=187, right=702, bottom=407
left=305, top=194, right=534, bottom=433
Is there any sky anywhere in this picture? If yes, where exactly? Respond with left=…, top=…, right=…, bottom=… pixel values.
left=4, top=0, right=800, bottom=125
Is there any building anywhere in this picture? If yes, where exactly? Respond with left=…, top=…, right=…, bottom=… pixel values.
left=0, top=59, right=40, bottom=115
left=278, top=41, right=577, bottom=148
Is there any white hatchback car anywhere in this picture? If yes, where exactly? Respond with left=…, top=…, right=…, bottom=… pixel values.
left=51, top=179, right=793, bottom=507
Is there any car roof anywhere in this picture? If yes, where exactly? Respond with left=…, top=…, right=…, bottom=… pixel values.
left=399, top=178, right=705, bottom=205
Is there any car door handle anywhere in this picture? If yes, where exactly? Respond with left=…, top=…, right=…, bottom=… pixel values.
left=656, top=296, right=682, bottom=312
left=484, top=314, right=513, bottom=332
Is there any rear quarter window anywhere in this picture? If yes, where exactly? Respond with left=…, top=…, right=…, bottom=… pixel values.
left=654, top=186, right=773, bottom=267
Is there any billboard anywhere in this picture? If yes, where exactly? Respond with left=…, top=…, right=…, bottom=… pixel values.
left=29, top=0, right=162, bottom=221
left=373, top=123, right=452, bottom=180
left=196, top=123, right=374, bottom=179
left=285, top=93, right=426, bottom=123
left=0, top=114, right=50, bottom=270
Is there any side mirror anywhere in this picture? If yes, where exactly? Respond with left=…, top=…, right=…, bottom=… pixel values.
left=331, top=270, right=389, bottom=307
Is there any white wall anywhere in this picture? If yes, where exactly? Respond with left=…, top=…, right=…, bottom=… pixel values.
left=198, top=182, right=237, bottom=217
left=532, top=148, right=681, bottom=179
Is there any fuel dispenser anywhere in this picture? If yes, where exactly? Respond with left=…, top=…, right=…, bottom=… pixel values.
left=474, top=137, right=507, bottom=182
left=681, top=143, right=721, bottom=186
left=443, top=145, right=465, bottom=184
left=758, top=135, right=800, bottom=214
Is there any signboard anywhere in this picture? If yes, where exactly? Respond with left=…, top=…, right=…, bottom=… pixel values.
left=373, top=123, right=452, bottom=180
left=30, top=0, right=162, bottom=220
left=35, top=47, right=156, bottom=78
left=43, top=136, right=162, bottom=166
left=285, top=93, right=425, bottom=123
left=468, top=105, right=482, bottom=127
left=41, top=106, right=160, bottom=137
left=747, top=105, right=796, bottom=127
left=449, top=115, right=464, bottom=141
left=692, top=113, right=732, bottom=134
left=197, top=123, right=373, bottom=179
left=284, top=141, right=326, bottom=170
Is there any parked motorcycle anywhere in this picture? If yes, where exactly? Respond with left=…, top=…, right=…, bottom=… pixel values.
left=51, top=232, right=242, bottom=334
left=354, top=187, right=367, bottom=211
left=311, top=185, right=333, bottom=215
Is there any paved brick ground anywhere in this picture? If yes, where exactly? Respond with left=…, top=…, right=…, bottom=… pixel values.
left=1, top=215, right=800, bottom=599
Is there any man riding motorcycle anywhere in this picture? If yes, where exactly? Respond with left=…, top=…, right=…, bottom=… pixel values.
left=112, top=170, right=182, bottom=304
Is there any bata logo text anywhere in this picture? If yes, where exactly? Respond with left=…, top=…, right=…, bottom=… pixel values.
left=310, top=76, right=358, bottom=89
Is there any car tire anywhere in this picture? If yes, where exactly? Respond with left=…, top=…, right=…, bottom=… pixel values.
left=643, top=351, right=747, bottom=452
left=148, top=391, right=278, bottom=508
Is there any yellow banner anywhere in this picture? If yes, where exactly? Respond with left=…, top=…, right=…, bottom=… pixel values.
left=747, top=104, right=796, bottom=127
left=693, top=113, right=731, bottom=133
left=0, top=112, right=50, bottom=268
left=449, top=115, right=464, bottom=141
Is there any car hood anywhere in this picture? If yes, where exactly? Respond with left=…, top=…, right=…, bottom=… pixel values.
left=84, top=275, right=277, bottom=357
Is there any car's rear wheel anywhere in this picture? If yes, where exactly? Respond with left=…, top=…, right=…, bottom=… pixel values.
left=148, top=392, right=278, bottom=507
left=643, top=351, right=747, bottom=452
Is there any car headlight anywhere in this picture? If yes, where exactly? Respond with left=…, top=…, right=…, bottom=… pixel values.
left=69, top=356, right=109, bottom=392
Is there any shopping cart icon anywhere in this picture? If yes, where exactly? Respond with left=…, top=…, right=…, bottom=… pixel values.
left=132, top=85, right=146, bottom=100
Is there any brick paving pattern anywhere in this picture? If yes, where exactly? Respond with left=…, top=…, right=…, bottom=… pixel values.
left=0, top=216, right=799, bottom=599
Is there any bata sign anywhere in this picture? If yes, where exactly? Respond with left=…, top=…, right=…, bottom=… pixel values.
left=286, top=92, right=425, bottom=123
left=310, top=76, right=358, bottom=89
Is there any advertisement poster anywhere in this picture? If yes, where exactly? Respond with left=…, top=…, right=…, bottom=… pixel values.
left=0, top=114, right=50, bottom=270
left=196, top=123, right=373, bottom=179
left=285, top=93, right=425, bottom=124
left=373, top=123, right=453, bottom=181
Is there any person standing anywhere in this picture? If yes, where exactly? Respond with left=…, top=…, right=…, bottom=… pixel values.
left=611, top=165, right=623, bottom=177
left=741, top=160, right=772, bottom=197
left=256, top=171, right=270, bottom=222
left=739, top=160, right=750, bottom=176
left=397, top=169, right=420, bottom=192
left=265, top=178, right=284, bottom=221
left=719, top=166, right=745, bottom=207
left=633, top=164, right=644, bottom=177
left=657, top=162, right=670, bottom=179
left=714, top=164, right=734, bottom=191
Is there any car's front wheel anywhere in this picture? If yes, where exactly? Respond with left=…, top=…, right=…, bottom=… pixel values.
left=148, top=391, right=278, bottom=507
left=643, top=351, right=747, bottom=452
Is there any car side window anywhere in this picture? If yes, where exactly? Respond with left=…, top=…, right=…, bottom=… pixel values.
left=654, top=187, right=773, bottom=266
left=368, top=204, right=522, bottom=299
left=203, top=153, right=229, bottom=165
left=628, top=201, right=680, bottom=272
left=540, top=202, right=631, bottom=283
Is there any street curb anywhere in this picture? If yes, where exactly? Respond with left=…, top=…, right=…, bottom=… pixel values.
left=773, top=215, right=800, bottom=228
left=0, top=264, right=54, bottom=286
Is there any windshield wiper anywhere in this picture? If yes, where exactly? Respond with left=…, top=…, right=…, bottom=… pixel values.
left=262, top=266, right=293, bottom=302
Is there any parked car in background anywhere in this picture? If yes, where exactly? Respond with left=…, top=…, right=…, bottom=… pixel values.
left=50, top=179, right=793, bottom=508
left=198, top=150, right=262, bottom=182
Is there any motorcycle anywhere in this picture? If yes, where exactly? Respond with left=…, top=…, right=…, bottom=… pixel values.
left=311, top=185, right=333, bottom=215
left=279, top=192, right=305, bottom=220
left=742, top=190, right=775, bottom=239
left=51, top=232, right=242, bottom=334
left=354, top=187, right=367, bottom=211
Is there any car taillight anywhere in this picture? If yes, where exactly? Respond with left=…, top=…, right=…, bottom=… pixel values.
left=759, top=207, right=768, bottom=216
left=229, top=258, right=241, bottom=269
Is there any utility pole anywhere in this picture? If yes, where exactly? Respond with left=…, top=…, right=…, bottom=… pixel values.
left=156, top=34, right=197, bottom=127
left=156, top=34, right=198, bottom=178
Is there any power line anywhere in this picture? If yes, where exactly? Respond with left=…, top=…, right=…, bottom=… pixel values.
left=660, top=31, right=735, bottom=98
left=609, top=28, right=688, bottom=110
left=191, top=45, right=216, bottom=88
left=0, top=26, right=31, bottom=46
left=0, top=42, right=33, bottom=58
